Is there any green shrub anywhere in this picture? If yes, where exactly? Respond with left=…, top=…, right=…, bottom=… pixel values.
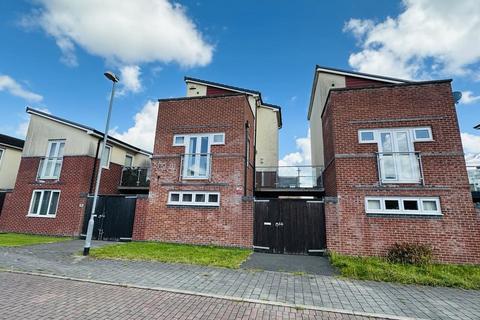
left=387, top=243, right=433, bottom=265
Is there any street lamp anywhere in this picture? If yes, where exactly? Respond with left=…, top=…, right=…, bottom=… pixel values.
left=83, top=71, right=119, bottom=256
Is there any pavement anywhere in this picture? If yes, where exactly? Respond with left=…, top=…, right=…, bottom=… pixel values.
left=0, top=240, right=479, bottom=320
left=0, top=272, right=382, bottom=320
left=241, top=252, right=337, bottom=276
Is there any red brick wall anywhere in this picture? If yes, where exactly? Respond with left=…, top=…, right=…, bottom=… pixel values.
left=206, top=86, right=235, bottom=96
left=322, top=81, right=480, bottom=264
left=345, top=75, right=390, bottom=88
left=0, top=155, right=124, bottom=236
left=134, top=95, right=255, bottom=247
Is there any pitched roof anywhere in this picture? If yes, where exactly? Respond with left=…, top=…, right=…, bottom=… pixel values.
left=26, top=107, right=152, bottom=156
left=184, top=76, right=261, bottom=95
left=0, top=134, right=24, bottom=150
left=260, top=103, right=282, bottom=128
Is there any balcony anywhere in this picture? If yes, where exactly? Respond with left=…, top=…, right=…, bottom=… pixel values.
left=180, top=153, right=212, bottom=180
left=37, top=157, right=63, bottom=180
left=376, top=152, right=424, bottom=185
left=255, top=165, right=324, bottom=196
left=467, top=166, right=480, bottom=203
left=119, top=167, right=150, bottom=192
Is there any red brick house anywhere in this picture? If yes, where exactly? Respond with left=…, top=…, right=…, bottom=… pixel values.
left=0, top=108, right=151, bottom=236
left=309, top=65, right=480, bottom=264
left=133, top=78, right=282, bottom=247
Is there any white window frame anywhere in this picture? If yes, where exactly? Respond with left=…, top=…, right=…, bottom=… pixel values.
left=167, top=191, right=220, bottom=207
left=358, top=130, right=376, bottom=143
left=0, top=148, right=4, bottom=168
left=27, top=190, right=61, bottom=218
left=101, top=144, right=112, bottom=169
left=39, top=139, right=65, bottom=180
left=413, top=127, right=433, bottom=142
left=174, top=133, right=225, bottom=180
left=125, top=154, right=134, bottom=167
left=365, top=196, right=441, bottom=215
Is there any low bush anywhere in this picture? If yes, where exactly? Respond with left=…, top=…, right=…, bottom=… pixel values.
left=387, top=243, right=433, bottom=265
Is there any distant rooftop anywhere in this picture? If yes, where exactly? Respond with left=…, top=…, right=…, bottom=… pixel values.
left=0, top=134, right=24, bottom=150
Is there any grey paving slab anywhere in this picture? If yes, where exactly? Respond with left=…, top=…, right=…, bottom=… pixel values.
left=241, top=252, right=337, bottom=276
left=0, top=272, right=382, bottom=320
left=0, top=240, right=479, bottom=320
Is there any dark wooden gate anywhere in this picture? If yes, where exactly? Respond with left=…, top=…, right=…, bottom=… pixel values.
left=254, top=199, right=326, bottom=254
left=0, top=192, right=6, bottom=216
left=82, top=195, right=137, bottom=241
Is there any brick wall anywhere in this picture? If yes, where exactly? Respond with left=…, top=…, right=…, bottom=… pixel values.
left=0, top=155, right=124, bottom=236
left=134, top=94, right=255, bottom=247
left=322, top=81, right=480, bottom=264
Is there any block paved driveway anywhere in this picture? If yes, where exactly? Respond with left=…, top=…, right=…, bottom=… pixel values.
left=0, top=272, right=381, bottom=320
left=1, top=240, right=479, bottom=320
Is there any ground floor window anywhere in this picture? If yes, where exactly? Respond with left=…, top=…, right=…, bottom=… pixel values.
left=28, top=190, right=60, bottom=217
left=168, top=191, right=220, bottom=206
left=365, top=196, right=441, bottom=215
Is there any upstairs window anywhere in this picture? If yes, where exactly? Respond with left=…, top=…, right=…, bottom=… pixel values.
left=0, top=148, right=4, bottom=166
left=38, top=140, right=65, bottom=180
left=125, top=154, right=133, bottom=167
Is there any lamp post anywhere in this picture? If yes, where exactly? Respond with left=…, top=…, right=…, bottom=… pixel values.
left=83, top=71, right=120, bottom=256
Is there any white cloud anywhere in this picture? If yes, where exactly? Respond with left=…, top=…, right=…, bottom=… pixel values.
left=459, top=91, right=480, bottom=105
left=16, top=107, right=51, bottom=138
left=279, top=130, right=311, bottom=166
left=26, top=0, right=213, bottom=69
left=117, top=65, right=142, bottom=95
left=344, top=0, right=480, bottom=79
left=0, top=75, right=43, bottom=102
left=461, top=132, right=480, bottom=154
left=110, top=100, right=158, bottom=152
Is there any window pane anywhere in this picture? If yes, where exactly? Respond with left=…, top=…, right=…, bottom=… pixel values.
left=395, top=132, right=409, bottom=152
left=403, top=200, right=419, bottom=211
left=382, top=155, right=397, bottom=180
left=48, top=142, right=57, bottom=157
left=213, top=134, right=224, bottom=143
left=385, top=200, right=399, bottom=210
left=415, top=129, right=430, bottom=140
left=208, top=194, right=219, bottom=203
left=57, top=142, right=65, bottom=158
left=195, top=194, right=206, bottom=202
left=39, top=191, right=51, bottom=215
left=125, top=155, right=133, bottom=167
left=0, top=149, right=4, bottom=161
left=367, top=199, right=381, bottom=210
left=31, top=191, right=42, bottom=214
left=361, top=131, right=374, bottom=142
left=174, top=136, right=184, bottom=145
left=48, top=192, right=59, bottom=215
left=170, top=193, right=180, bottom=202
left=182, top=193, right=193, bottom=202
left=423, top=200, right=438, bottom=211
left=380, top=133, right=393, bottom=152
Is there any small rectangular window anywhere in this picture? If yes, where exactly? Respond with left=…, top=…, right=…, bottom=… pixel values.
left=413, top=128, right=432, bottom=141
left=212, top=134, right=225, bottom=144
left=167, top=191, right=220, bottom=206
left=125, top=154, right=133, bottom=167
left=358, top=130, right=375, bottom=143
left=0, top=148, right=4, bottom=165
left=28, top=190, right=60, bottom=217
left=385, top=200, right=400, bottom=210
left=422, top=200, right=438, bottom=212
left=367, top=199, right=381, bottom=210
left=403, top=200, right=419, bottom=211
left=173, top=135, right=185, bottom=146
left=101, top=145, right=112, bottom=168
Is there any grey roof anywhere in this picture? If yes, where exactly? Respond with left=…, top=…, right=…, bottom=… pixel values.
left=0, top=134, right=24, bottom=149
left=184, top=76, right=261, bottom=95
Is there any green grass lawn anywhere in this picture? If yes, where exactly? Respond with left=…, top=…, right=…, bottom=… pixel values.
left=330, top=252, right=480, bottom=289
left=89, top=242, right=252, bottom=269
left=0, top=233, right=68, bottom=247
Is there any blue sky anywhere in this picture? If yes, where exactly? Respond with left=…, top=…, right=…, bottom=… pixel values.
left=0, top=0, right=479, bottom=163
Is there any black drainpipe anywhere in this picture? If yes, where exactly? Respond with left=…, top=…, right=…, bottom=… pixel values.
left=244, top=121, right=250, bottom=197
left=89, top=138, right=102, bottom=194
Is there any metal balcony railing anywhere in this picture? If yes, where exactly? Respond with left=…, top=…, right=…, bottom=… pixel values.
left=376, top=152, right=424, bottom=184
left=180, top=153, right=212, bottom=180
left=467, top=166, right=480, bottom=192
left=255, top=165, right=324, bottom=189
left=120, top=167, right=150, bottom=188
left=37, top=157, right=63, bottom=180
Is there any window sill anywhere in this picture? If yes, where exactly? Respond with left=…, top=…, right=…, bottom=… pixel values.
left=166, top=204, right=219, bottom=209
left=26, top=214, right=57, bottom=219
